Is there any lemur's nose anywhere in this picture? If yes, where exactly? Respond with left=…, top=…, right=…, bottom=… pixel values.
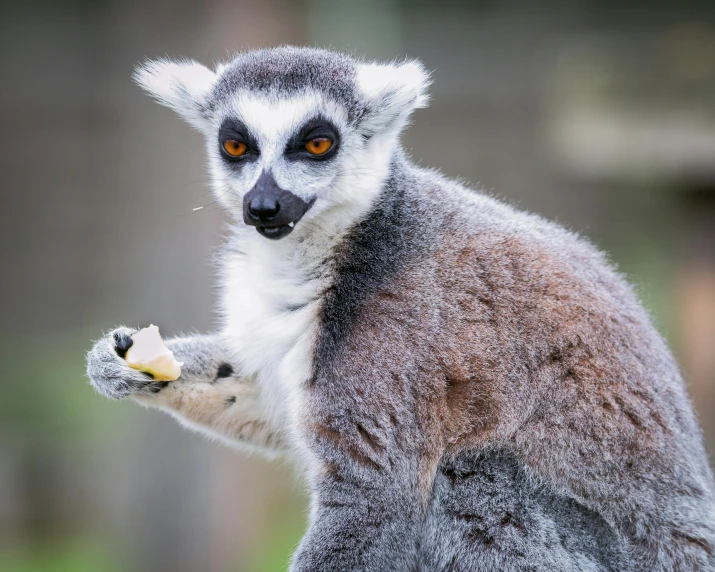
left=248, top=196, right=280, bottom=219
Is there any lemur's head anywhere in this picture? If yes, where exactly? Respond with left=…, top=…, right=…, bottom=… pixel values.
left=135, top=47, right=429, bottom=239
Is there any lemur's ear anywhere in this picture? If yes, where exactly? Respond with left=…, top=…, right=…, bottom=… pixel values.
left=355, top=59, right=431, bottom=138
left=134, top=59, right=217, bottom=130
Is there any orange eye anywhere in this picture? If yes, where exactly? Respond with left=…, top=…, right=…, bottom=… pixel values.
left=305, top=138, right=332, bottom=156
left=222, top=139, right=247, bottom=157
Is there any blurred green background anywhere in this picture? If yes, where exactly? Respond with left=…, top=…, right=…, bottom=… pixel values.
left=1, top=1, right=714, bottom=570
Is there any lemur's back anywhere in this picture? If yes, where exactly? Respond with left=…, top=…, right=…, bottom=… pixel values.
left=313, top=158, right=715, bottom=570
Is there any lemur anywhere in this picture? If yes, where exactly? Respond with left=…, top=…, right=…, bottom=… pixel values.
left=87, top=47, right=715, bottom=571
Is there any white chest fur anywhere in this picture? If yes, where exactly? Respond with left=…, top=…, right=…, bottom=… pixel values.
left=220, top=228, right=327, bottom=428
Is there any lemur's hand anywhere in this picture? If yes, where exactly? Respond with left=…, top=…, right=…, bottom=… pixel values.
left=87, top=327, right=168, bottom=399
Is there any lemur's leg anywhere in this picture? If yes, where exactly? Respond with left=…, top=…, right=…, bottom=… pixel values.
left=87, top=327, right=281, bottom=452
left=289, top=394, right=437, bottom=572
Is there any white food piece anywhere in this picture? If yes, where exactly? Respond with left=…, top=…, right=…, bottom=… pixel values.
left=125, top=325, right=183, bottom=382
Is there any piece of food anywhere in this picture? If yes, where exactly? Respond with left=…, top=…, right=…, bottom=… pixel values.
left=125, top=325, right=183, bottom=381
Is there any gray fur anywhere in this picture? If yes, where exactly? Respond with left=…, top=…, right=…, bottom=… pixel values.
left=297, top=156, right=715, bottom=570
left=89, top=47, right=715, bottom=571
left=210, top=47, right=361, bottom=118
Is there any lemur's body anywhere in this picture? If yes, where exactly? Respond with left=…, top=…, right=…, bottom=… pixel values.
left=88, top=47, right=715, bottom=571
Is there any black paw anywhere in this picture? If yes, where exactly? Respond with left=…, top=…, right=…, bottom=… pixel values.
left=113, top=330, right=134, bottom=358
left=216, top=363, right=234, bottom=379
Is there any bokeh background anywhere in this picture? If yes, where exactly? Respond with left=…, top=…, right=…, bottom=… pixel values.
left=1, top=1, right=714, bottom=570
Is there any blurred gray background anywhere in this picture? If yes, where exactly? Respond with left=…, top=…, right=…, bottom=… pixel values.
left=1, top=1, right=714, bottom=571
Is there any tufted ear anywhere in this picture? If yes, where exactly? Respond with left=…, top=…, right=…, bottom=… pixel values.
left=355, top=59, right=431, bottom=139
left=134, top=58, right=218, bottom=130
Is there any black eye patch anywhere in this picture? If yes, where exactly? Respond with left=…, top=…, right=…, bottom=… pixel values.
left=285, top=117, right=340, bottom=161
left=218, top=119, right=259, bottom=162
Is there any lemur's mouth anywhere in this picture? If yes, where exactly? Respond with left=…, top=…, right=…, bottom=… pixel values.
left=256, top=223, right=296, bottom=240
left=251, top=204, right=313, bottom=240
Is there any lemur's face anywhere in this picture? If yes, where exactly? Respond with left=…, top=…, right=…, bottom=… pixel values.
left=135, top=48, right=429, bottom=240
left=209, top=92, right=354, bottom=239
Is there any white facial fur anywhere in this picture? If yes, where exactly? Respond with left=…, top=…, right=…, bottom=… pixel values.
left=206, top=90, right=365, bottom=227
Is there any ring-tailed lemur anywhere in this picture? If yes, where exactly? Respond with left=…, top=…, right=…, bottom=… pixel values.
left=87, top=47, right=715, bottom=571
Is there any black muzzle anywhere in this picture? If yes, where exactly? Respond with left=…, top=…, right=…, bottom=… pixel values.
left=243, top=171, right=314, bottom=240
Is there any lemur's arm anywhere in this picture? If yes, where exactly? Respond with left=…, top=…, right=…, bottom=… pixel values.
left=87, top=327, right=282, bottom=452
